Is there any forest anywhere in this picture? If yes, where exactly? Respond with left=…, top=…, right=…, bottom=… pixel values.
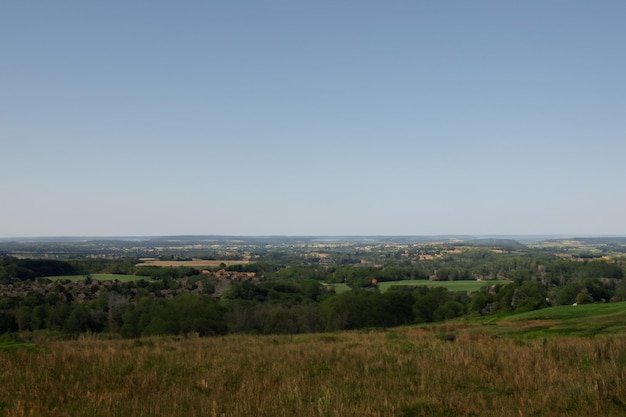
left=1, top=237, right=625, bottom=337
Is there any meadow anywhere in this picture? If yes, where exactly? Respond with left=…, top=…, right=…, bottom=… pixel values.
left=2, top=304, right=626, bottom=417
left=493, top=302, right=626, bottom=338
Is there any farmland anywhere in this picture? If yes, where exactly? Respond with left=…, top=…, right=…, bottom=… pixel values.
left=136, top=259, right=249, bottom=268
left=47, top=273, right=141, bottom=282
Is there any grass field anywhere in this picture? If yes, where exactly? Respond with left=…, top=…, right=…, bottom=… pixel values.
left=491, top=301, right=626, bottom=338
left=507, top=301, right=626, bottom=321
left=326, top=282, right=351, bottom=293
left=46, top=274, right=142, bottom=282
left=2, top=317, right=626, bottom=417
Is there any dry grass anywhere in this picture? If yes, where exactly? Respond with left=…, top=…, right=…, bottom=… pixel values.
left=1, top=329, right=626, bottom=417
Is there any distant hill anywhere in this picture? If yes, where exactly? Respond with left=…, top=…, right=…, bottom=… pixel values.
left=459, top=239, right=527, bottom=250
left=572, top=237, right=626, bottom=245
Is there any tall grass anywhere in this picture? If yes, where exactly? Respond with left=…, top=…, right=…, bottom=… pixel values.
left=1, top=328, right=625, bottom=416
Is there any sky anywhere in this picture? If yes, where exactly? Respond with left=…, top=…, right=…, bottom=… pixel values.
left=1, top=1, right=625, bottom=237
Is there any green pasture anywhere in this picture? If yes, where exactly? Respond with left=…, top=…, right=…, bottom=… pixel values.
left=46, top=274, right=142, bottom=282
left=325, top=283, right=351, bottom=294
left=488, top=301, right=626, bottom=338
left=508, top=301, right=626, bottom=321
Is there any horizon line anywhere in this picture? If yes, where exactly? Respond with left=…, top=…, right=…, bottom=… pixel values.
left=2, top=233, right=626, bottom=241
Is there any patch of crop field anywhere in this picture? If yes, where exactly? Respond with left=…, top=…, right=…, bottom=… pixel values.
left=323, top=282, right=351, bottom=294
left=2, top=329, right=626, bottom=417
left=136, top=259, right=249, bottom=268
left=47, top=274, right=143, bottom=282
left=377, top=279, right=510, bottom=293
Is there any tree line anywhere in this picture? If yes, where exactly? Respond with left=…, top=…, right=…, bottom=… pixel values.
left=1, top=253, right=625, bottom=337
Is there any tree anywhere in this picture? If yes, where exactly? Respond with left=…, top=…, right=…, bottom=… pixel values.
left=381, top=288, right=416, bottom=326
left=412, top=287, right=452, bottom=323
left=15, top=306, right=32, bottom=331
left=224, top=281, right=268, bottom=301
left=510, top=281, right=547, bottom=312
left=30, top=304, right=49, bottom=330
left=468, top=291, right=491, bottom=315
left=120, top=294, right=226, bottom=338
left=434, top=301, right=464, bottom=321
left=575, top=289, right=593, bottom=305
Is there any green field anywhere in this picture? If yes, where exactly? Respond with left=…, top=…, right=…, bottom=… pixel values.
left=46, top=274, right=142, bottom=282
left=325, top=282, right=351, bottom=293
left=507, top=301, right=626, bottom=321
left=490, top=301, right=626, bottom=338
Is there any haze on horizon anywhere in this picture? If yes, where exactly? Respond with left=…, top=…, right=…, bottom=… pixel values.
left=2, top=1, right=625, bottom=239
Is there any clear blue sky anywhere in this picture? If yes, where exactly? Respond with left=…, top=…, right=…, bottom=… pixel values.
left=1, top=1, right=625, bottom=237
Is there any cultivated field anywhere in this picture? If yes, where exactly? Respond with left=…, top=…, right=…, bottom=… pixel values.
left=46, top=274, right=142, bottom=282
left=136, top=259, right=249, bottom=268
left=3, top=304, right=626, bottom=417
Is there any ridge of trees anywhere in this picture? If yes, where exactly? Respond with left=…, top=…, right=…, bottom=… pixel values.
left=1, top=245, right=625, bottom=337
